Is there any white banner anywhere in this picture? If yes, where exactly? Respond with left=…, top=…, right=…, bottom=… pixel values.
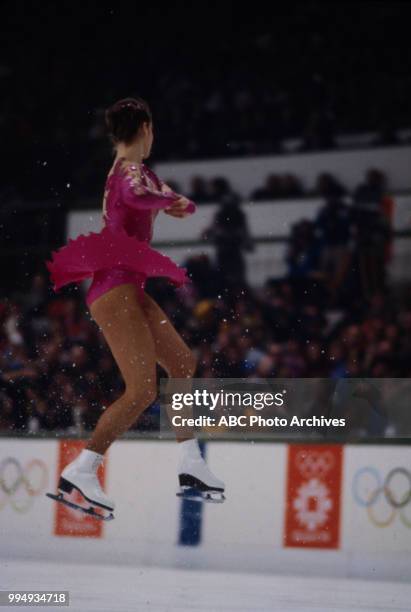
left=1, top=438, right=410, bottom=580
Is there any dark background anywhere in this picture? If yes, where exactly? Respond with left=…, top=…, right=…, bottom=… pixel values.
left=2, top=1, right=411, bottom=198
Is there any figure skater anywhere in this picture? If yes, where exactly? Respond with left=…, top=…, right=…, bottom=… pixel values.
left=45, top=97, right=225, bottom=518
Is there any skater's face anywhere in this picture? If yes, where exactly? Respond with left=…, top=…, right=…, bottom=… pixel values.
left=141, top=121, right=154, bottom=159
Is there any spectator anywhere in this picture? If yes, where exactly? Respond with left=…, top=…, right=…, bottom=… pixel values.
left=209, top=177, right=238, bottom=202
left=251, top=173, right=305, bottom=201
left=251, top=174, right=283, bottom=200
left=314, top=195, right=353, bottom=300
left=280, top=173, right=304, bottom=198
left=313, top=173, right=347, bottom=199
left=352, top=168, right=392, bottom=298
left=202, top=193, right=254, bottom=292
left=285, top=220, right=321, bottom=280
left=188, top=176, right=213, bottom=203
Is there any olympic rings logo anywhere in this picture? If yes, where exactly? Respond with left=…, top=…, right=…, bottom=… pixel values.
left=0, top=458, right=49, bottom=513
left=352, top=467, right=411, bottom=528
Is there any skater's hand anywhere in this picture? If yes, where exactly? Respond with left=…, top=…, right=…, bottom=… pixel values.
left=164, top=196, right=193, bottom=218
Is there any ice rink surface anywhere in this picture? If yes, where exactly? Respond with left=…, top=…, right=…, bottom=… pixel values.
left=1, top=559, right=411, bottom=612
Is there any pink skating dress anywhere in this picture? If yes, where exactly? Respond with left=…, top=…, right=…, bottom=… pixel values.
left=45, top=157, right=196, bottom=308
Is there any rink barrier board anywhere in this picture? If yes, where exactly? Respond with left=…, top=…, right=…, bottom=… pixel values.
left=1, top=438, right=410, bottom=581
left=68, top=193, right=411, bottom=288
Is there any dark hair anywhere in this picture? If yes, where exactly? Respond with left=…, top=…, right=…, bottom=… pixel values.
left=105, top=97, right=152, bottom=145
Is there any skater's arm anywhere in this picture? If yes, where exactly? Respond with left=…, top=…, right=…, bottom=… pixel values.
left=159, top=180, right=196, bottom=216
left=120, top=161, right=196, bottom=214
left=146, top=165, right=195, bottom=207
left=120, top=161, right=178, bottom=210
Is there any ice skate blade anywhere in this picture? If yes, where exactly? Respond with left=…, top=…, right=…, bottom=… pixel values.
left=57, top=476, right=114, bottom=512
left=176, top=487, right=225, bottom=504
left=46, top=492, right=114, bottom=521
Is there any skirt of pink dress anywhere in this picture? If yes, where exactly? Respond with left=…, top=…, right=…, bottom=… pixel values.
left=45, top=225, right=190, bottom=307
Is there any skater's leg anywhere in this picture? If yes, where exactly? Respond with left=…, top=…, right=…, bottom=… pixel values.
left=140, top=292, right=225, bottom=500
left=87, top=283, right=158, bottom=454
left=141, top=291, right=197, bottom=378
left=141, top=291, right=197, bottom=442
left=52, top=283, right=157, bottom=514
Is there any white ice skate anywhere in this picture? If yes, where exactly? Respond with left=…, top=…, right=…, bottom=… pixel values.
left=177, top=453, right=225, bottom=504
left=46, top=451, right=115, bottom=521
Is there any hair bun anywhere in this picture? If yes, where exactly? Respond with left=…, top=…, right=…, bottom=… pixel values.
left=106, top=97, right=152, bottom=145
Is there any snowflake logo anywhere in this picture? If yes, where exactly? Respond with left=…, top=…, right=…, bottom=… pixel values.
left=293, top=478, right=333, bottom=531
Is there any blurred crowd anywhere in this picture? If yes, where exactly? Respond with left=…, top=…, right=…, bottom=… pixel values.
left=184, top=170, right=333, bottom=203
left=174, top=166, right=393, bottom=204
left=0, top=230, right=409, bottom=434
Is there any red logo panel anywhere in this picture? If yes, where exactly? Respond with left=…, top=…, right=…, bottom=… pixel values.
left=53, top=440, right=107, bottom=538
left=284, top=444, right=343, bottom=548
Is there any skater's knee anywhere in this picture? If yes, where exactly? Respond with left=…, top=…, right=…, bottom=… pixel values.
left=123, top=383, right=157, bottom=412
